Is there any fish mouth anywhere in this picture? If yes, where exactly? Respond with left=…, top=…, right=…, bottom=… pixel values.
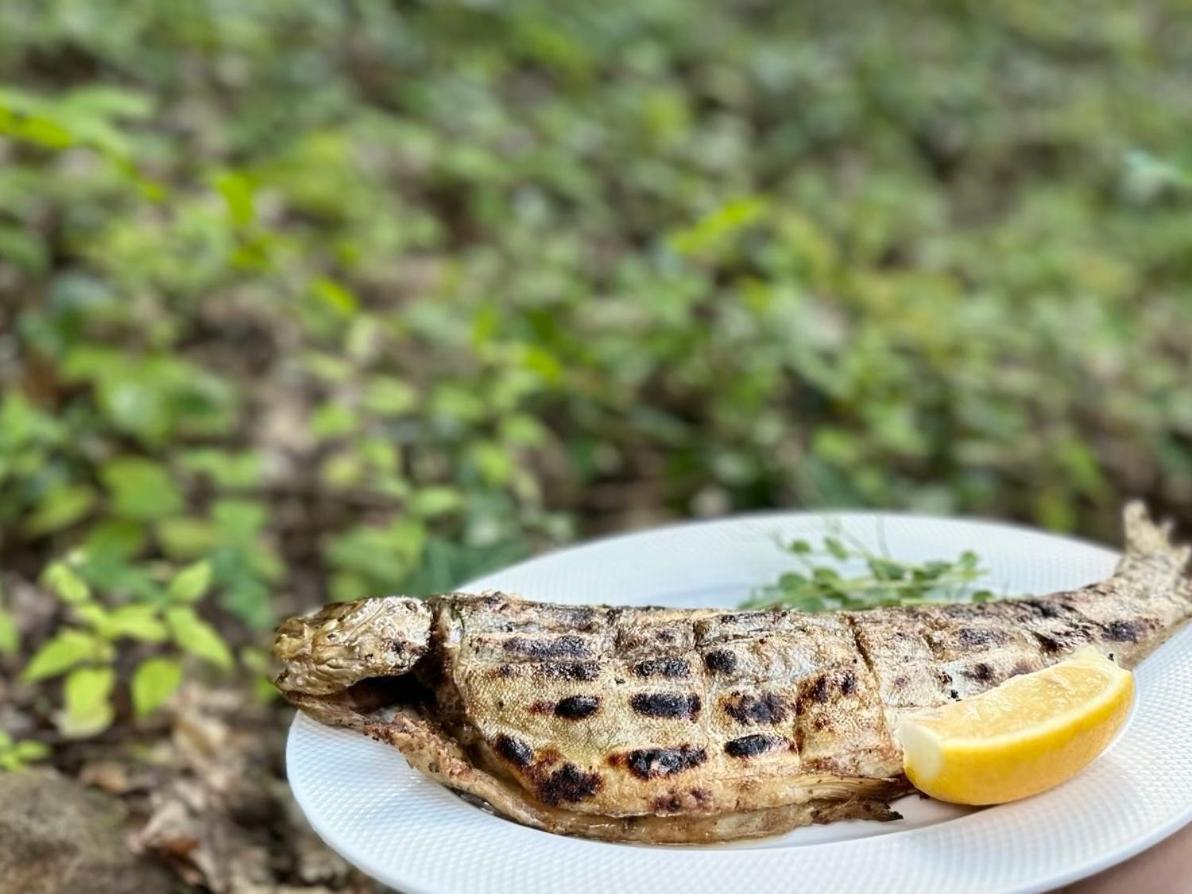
left=279, top=660, right=439, bottom=732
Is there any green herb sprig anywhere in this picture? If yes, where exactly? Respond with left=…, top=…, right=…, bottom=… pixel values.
left=743, top=523, right=997, bottom=612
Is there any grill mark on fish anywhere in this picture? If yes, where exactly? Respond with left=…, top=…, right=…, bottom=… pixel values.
left=957, top=627, right=1007, bottom=647
left=630, top=692, right=701, bottom=720
left=555, top=607, right=601, bottom=632
left=803, top=675, right=832, bottom=706
left=614, top=622, right=691, bottom=656
left=536, top=661, right=600, bottom=680
left=1104, top=619, right=1145, bottom=642
left=1034, top=632, right=1064, bottom=654
left=1032, top=619, right=1096, bottom=654
left=703, top=649, right=737, bottom=674
left=722, top=692, right=788, bottom=725
left=494, top=733, right=534, bottom=767
left=494, top=660, right=601, bottom=680
left=840, top=670, right=857, bottom=696
left=503, top=635, right=591, bottom=659
left=965, top=662, right=994, bottom=683
left=725, top=734, right=784, bottom=758
left=538, top=763, right=603, bottom=805
left=554, top=695, right=600, bottom=720
left=1028, top=600, right=1063, bottom=619
left=614, top=746, right=708, bottom=779
left=633, top=657, right=690, bottom=678
left=651, top=793, right=683, bottom=813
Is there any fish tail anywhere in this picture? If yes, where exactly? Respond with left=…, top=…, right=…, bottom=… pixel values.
left=1120, top=500, right=1192, bottom=586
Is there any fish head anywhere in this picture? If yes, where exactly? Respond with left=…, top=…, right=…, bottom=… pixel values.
left=272, top=595, right=432, bottom=698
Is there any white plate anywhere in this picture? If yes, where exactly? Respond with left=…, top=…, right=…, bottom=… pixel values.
left=286, top=511, right=1192, bottom=894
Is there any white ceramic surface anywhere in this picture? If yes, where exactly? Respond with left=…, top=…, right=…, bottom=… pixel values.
left=286, top=511, right=1192, bottom=894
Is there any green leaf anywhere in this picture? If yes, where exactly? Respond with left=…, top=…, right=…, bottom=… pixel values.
left=180, top=449, right=263, bottom=488
left=867, top=558, right=906, bottom=580
left=240, top=647, right=280, bottom=704
left=467, top=441, right=513, bottom=486
left=0, top=223, right=49, bottom=275
left=362, top=376, right=418, bottom=416
left=213, top=170, right=256, bottom=227
left=72, top=558, right=161, bottom=604
left=431, top=385, right=486, bottom=423
left=165, top=607, right=233, bottom=670
left=131, top=657, right=183, bottom=717
left=788, top=539, right=812, bottom=555
left=812, top=567, right=842, bottom=584
left=0, top=608, right=18, bottom=656
left=310, top=402, right=357, bottom=439
left=97, top=376, right=170, bottom=444
left=310, top=277, right=359, bottom=317
left=498, top=414, right=547, bottom=447
left=0, top=392, right=56, bottom=449
left=22, top=630, right=106, bottom=681
left=669, top=195, right=766, bottom=256
left=823, top=537, right=850, bottom=561
left=101, top=457, right=184, bottom=520
left=42, top=562, right=91, bottom=605
left=218, top=574, right=273, bottom=630
left=156, top=517, right=218, bottom=559
left=58, top=666, right=115, bottom=738
left=211, top=499, right=267, bottom=542
left=409, top=487, right=463, bottom=517
left=168, top=560, right=212, bottom=603
left=83, top=520, right=147, bottom=561
left=793, top=593, right=827, bottom=612
left=24, top=484, right=97, bottom=535
left=98, top=604, right=169, bottom=643
left=73, top=602, right=109, bottom=629
left=13, top=740, right=50, bottom=762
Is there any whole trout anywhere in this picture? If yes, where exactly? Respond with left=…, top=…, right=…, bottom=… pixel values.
left=273, top=503, right=1191, bottom=843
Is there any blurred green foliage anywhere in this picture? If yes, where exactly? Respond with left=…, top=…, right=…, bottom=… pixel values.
left=24, top=556, right=233, bottom=736
left=1, top=0, right=1191, bottom=650
left=0, top=729, right=48, bottom=771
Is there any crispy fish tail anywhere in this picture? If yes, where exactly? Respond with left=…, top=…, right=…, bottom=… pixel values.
left=1120, top=500, right=1192, bottom=584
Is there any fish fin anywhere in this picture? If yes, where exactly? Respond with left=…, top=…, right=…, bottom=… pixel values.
left=1121, top=501, right=1191, bottom=579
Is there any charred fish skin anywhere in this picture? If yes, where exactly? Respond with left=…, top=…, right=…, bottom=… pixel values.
left=272, top=502, right=1192, bottom=844
left=434, top=597, right=903, bottom=818
left=850, top=503, right=1192, bottom=733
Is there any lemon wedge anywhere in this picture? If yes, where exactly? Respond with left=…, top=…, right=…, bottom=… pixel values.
left=899, top=648, right=1134, bottom=805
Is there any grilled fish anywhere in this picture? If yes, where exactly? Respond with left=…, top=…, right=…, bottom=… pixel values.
left=273, top=503, right=1191, bottom=843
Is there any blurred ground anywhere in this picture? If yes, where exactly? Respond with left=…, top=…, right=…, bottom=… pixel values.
left=1, top=1, right=1191, bottom=890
